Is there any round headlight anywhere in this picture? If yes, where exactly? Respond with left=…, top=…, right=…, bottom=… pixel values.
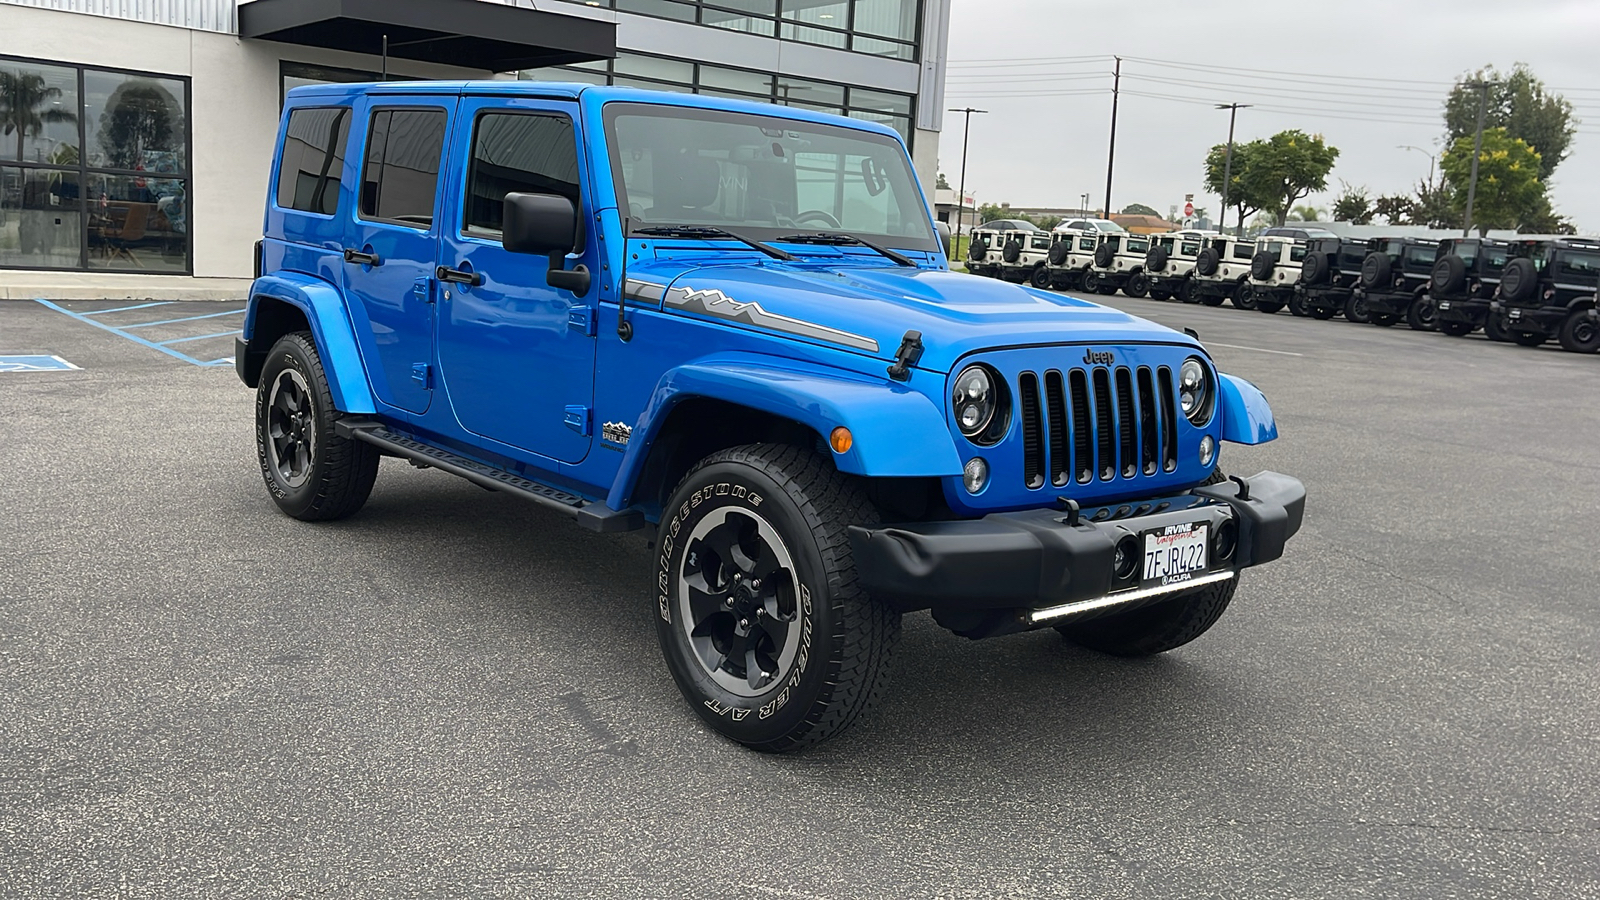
left=1178, top=357, right=1214, bottom=425
left=953, top=365, right=999, bottom=440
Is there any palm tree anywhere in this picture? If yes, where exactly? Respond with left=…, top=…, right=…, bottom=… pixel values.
left=0, top=70, right=78, bottom=162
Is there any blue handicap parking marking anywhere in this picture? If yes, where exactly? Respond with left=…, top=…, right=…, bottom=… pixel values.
left=0, top=355, right=81, bottom=372
left=35, top=298, right=244, bottom=368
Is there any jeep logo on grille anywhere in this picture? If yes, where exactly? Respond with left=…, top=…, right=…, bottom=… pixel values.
left=1082, top=349, right=1114, bottom=366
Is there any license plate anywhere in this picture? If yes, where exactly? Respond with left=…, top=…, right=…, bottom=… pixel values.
left=1508, top=308, right=1522, bottom=319
left=1437, top=301, right=1451, bottom=310
left=1142, top=523, right=1209, bottom=589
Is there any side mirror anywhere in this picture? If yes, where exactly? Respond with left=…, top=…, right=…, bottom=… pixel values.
left=934, top=220, right=952, bottom=257
left=503, top=191, right=591, bottom=295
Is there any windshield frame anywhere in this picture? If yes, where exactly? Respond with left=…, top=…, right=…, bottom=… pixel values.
left=601, top=101, right=940, bottom=254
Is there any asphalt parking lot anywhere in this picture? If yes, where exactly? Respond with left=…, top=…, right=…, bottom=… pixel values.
left=2, top=296, right=1597, bottom=899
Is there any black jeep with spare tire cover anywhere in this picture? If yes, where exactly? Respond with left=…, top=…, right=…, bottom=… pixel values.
left=1430, top=237, right=1513, bottom=338
left=1296, top=236, right=1367, bottom=320
left=1491, top=237, right=1600, bottom=353
left=1351, top=237, right=1441, bottom=330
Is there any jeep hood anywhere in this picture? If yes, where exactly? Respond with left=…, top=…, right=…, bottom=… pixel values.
left=629, top=259, right=1200, bottom=374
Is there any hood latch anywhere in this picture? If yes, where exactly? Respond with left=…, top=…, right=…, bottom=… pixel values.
left=886, top=330, right=924, bottom=382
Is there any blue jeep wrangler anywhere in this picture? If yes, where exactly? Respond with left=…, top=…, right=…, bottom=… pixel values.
left=237, top=81, right=1305, bottom=751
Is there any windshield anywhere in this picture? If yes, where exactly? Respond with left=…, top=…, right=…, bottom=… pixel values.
left=604, top=103, right=936, bottom=250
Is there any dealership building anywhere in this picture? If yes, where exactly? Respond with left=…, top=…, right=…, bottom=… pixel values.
left=0, top=0, right=951, bottom=298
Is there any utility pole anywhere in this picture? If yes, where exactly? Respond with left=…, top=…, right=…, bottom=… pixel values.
left=1102, top=56, right=1120, bottom=220
left=1462, top=81, right=1492, bottom=237
left=947, top=106, right=987, bottom=253
left=1215, top=103, right=1250, bottom=235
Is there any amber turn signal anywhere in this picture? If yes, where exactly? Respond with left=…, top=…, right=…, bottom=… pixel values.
left=830, top=427, right=853, bottom=454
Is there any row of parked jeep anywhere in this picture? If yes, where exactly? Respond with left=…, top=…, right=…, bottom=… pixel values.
left=964, top=222, right=1600, bottom=355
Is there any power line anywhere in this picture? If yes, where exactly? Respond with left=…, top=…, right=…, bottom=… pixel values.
left=946, top=55, right=1113, bottom=67
left=1119, top=56, right=1456, bottom=86
left=1120, top=73, right=1443, bottom=109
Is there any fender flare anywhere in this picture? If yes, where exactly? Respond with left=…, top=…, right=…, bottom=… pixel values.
left=246, top=272, right=375, bottom=414
left=609, top=353, right=963, bottom=508
left=1218, top=373, right=1278, bottom=445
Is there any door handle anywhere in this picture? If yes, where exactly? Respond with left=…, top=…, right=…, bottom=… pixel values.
left=343, top=247, right=382, bottom=266
left=436, top=265, right=483, bottom=286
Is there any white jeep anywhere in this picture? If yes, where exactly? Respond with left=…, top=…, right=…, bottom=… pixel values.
left=1143, top=231, right=1215, bottom=303
left=1189, top=236, right=1260, bottom=308
left=1043, top=228, right=1102, bottom=290
left=1082, top=233, right=1153, bottom=297
left=964, top=227, right=1047, bottom=282
left=1245, top=236, right=1308, bottom=314
left=963, top=226, right=1004, bottom=277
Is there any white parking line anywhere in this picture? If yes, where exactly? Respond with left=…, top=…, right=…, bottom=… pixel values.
left=1206, top=341, right=1305, bottom=357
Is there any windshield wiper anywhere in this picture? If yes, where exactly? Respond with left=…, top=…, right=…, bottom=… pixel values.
left=632, top=225, right=793, bottom=261
left=776, top=232, right=917, bottom=267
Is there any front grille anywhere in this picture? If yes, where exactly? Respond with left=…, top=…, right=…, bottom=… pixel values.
left=1017, top=364, right=1180, bottom=491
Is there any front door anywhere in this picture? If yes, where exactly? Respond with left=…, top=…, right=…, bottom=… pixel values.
left=342, top=96, right=455, bottom=415
left=435, top=97, right=596, bottom=463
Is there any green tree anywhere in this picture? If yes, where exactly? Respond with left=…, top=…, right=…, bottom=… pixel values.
left=936, top=172, right=950, bottom=190
left=976, top=202, right=1011, bottom=224
left=1203, top=141, right=1267, bottom=229
left=1372, top=194, right=1416, bottom=226
left=96, top=79, right=182, bottom=170
left=0, top=70, right=78, bottom=161
left=1250, top=130, right=1340, bottom=226
left=1120, top=202, right=1160, bottom=217
left=1438, top=128, right=1545, bottom=234
left=1331, top=183, right=1372, bottom=224
left=1034, top=215, right=1063, bottom=231
left=1445, top=64, right=1575, bottom=181
left=1410, top=180, right=1460, bottom=230
left=1288, top=204, right=1324, bottom=222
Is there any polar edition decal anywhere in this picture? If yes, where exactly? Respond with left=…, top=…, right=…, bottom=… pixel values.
left=626, top=280, right=880, bottom=353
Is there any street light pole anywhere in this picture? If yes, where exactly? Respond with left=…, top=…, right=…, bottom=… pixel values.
left=1102, top=56, right=1120, bottom=219
left=1397, top=145, right=1437, bottom=188
left=1215, top=103, right=1250, bottom=235
left=947, top=106, right=987, bottom=253
left=1462, top=81, right=1492, bottom=237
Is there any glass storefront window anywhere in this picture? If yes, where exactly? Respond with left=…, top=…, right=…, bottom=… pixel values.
left=2, top=56, right=189, bottom=273
left=615, top=0, right=697, bottom=21
left=852, top=0, right=917, bottom=40
left=698, top=65, right=774, bottom=97
left=0, top=165, right=82, bottom=269
left=83, top=71, right=187, bottom=173
left=702, top=1, right=778, bottom=35
left=614, top=54, right=696, bottom=86
left=848, top=87, right=913, bottom=117
left=0, top=60, right=80, bottom=164
left=849, top=35, right=915, bottom=60
left=85, top=172, right=187, bottom=272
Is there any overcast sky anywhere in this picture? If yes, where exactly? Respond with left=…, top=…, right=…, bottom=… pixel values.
left=935, top=0, right=1600, bottom=231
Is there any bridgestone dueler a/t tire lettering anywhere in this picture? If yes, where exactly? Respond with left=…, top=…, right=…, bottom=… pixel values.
left=655, top=444, right=900, bottom=752
left=1056, top=469, right=1236, bottom=657
left=255, top=332, right=379, bottom=521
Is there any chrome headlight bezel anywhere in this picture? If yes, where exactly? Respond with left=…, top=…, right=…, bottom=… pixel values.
left=952, top=364, right=1009, bottom=445
left=1179, top=356, right=1216, bottom=426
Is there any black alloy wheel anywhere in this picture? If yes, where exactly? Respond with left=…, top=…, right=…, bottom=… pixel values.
left=1030, top=265, right=1052, bottom=289
left=1558, top=309, right=1600, bottom=353
left=1406, top=295, right=1438, bottom=331
left=266, top=369, right=316, bottom=491
left=255, top=332, right=379, bottom=521
left=1124, top=272, right=1151, bottom=298
left=656, top=444, right=900, bottom=752
left=1231, top=281, right=1257, bottom=311
left=1343, top=293, right=1372, bottom=324
left=1081, top=269, right=1100, bottom=294
left=1178, top=278, right=1199, bottom=304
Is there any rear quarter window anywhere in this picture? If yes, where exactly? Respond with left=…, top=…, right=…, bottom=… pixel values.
left=276, top=107, right=351, bottom=215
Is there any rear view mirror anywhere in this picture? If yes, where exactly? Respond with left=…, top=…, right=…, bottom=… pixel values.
left=935, top=221, right=952, bottom=256
left=502, top=192, right=591, bottom=295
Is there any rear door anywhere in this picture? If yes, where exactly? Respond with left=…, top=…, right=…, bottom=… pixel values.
left=341, top=95, right=455, bottom=415
left=434, top=96, right=596, bottom=463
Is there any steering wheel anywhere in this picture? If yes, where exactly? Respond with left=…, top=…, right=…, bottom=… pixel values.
left=794, top=210, right=841, bottom=228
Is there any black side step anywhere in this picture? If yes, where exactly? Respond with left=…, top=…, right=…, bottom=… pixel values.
left=335, top=420, right=644, bottom=534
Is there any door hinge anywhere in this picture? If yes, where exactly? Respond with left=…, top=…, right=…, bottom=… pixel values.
left=412, top=276, right=434, bottom=304
left=411, top=363, right=433, bottom=389
left=567, top=305, right=597, bottom=337
left=563, top=405, right=591, bottom=436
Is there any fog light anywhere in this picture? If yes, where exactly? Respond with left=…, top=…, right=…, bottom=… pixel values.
left=1214, top=519, right=1237, bottom=562
left=1113, top=534, right=1141, bottom=580
left=1199, top=435, right=1216, bottom=467
left=962, top=457, right=989, bottom=494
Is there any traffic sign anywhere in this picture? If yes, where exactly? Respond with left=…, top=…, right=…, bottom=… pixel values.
left=1184, top=201, right=1195, bottom=217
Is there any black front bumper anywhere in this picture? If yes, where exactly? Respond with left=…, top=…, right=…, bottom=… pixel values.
left=849, top=471, right=1305, bottom=632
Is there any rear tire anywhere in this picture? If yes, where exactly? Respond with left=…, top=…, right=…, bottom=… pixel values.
left=1124, top=273, right=1151, bottom=298
left=1369, top=314, right=1398, bottom=327
left=1558, top=310, right=1600, bottom=353
left=1437, top=320, right=1475, bottom=337
left=1230, top=281, right=1257, bottom=310
left=1509, top=330, right=1547, bottom=347
left=1178, top=279, right=1200, bottom=304
left=1149, top=287, right=1171, bottom=302
left=1343, top=293, right=1371, bottom=324
left=655, top=444, right=900, bottom=752
left=255, top=333, right=380, bottom=521
left=1200, top=287, right=1226, bottom=307
left=1405, top=296, right=1437, bottom=331
left=1255, top=298, right=1285, bottom=314
left=1030, top=265, right=1051, bottom=289
left=1288, top=294, right=1309, bottom=317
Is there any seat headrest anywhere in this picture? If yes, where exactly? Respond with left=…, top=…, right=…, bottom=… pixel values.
left=655, top=153, right=722, bottom=211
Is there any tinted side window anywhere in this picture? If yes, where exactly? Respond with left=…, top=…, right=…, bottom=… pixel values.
left=1556, top=250, right=1600, bottom=281
left=360, top=108, right=447, bottom=227
left=277, top=107, right=350, bottom=215
left=1404, top=245, right=1435, bottom=267
left=464, top=112, right=580, bottom=236
left=1232, top=243, right=1254, bottom=260
left=1079, top=236, right=1096, bottom=251
left=1290, top=244, right=1306, bottom=262
left=1180, top=240, right=1199, bottom=256
left=1030, top=235, right=1051, bottom=250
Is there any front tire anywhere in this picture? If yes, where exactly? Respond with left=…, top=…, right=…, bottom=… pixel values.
left=655, top=444, right=900, bottom=752
left=255, top=332, right=379, bottom=521
left=1558, top=310, right=1600, bottom=353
